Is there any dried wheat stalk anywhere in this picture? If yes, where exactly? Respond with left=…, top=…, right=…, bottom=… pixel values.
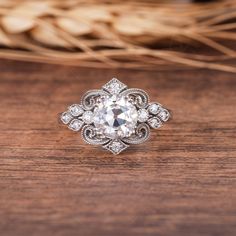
left=0, top=0, right=235, bottom=72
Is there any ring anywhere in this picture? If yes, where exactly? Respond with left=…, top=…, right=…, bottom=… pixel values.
left=60, top=78, right=171, bottom=154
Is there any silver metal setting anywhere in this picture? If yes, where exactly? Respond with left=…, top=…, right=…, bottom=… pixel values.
left=60, top=78, right=171, bottom=155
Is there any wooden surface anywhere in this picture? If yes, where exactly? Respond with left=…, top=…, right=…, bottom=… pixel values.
left=0, top=60, right=236, bottom=236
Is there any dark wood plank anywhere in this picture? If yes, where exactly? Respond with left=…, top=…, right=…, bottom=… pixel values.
left=0, top=59, right=236, bottom=236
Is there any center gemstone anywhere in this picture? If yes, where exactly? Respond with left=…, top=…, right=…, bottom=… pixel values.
left=93, top=95, right=138, bottom=139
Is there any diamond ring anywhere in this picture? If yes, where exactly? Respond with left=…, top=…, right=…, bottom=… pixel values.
left=60, top=78, right=171, bottom=154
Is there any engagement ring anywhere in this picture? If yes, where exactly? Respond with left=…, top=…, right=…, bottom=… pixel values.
left=60, top=78, right=171, bottom=154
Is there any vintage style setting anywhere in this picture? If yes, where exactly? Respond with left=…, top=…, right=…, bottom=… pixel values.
left=1, top=0, right=236, bottom=236
left=60, top=78, right=170, bottom=154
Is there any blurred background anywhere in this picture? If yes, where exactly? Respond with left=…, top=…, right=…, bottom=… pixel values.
left=0, top=0, right=235, bottom=72
left=1, top=1, right=236, bottom=236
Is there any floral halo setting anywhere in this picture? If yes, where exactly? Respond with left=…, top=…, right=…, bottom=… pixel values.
left=60, top=78, right=171, bottom=154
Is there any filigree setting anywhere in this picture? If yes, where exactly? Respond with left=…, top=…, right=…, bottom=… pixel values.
left=60, top=78, right=171, bottom=154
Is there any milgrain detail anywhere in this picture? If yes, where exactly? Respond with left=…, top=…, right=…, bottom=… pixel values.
left=81, top=125, right=110, bottom=145
left=80, top=89, right=109, bottom=110
left=60, top=78, right=171, bottom=154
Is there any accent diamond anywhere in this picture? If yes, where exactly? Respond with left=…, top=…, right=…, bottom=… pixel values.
left=82, top=111, right=94, bottom=124
left=148, top=117, right=162, bottom=129
left=148, top=103, right=161, bottom=115
left=158, top=108, right=170, bottom=122
left=94, top=95, right=138, bottom=139
left=69, top=104, right=84, bottom=116
left=102, top=78, right=127, bottom=94
left=69, top=119, right=84, bottom=131
left=61, top=112, right=73, bottom=124
left=138, top=109, right=149, bottom=122
left=103, top=139, right=129, bottom=155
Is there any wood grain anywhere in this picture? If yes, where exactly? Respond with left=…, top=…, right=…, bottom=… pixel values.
left=0, top=59, right=236, bottom=236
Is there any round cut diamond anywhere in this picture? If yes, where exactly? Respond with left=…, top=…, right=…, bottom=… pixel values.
left=148, top=117, right=162, bottom=129
left=61, top=112, right=72, bottom=124
left=94, top=96, right=138, bottom=139
left=69, top=104, right=84, bottom=116
left=69, top=119, right=83, bottom=131
left=148, top=103, right=161, bottom=115
left=138, top=109, right=149, bottom=122
left=158, top=108, right=170, bottom=122
left=82, top=111, right=93, bottom=124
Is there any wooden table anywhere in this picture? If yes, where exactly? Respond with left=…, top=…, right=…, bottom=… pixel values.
left=0, top=60, right=235, bottom=236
